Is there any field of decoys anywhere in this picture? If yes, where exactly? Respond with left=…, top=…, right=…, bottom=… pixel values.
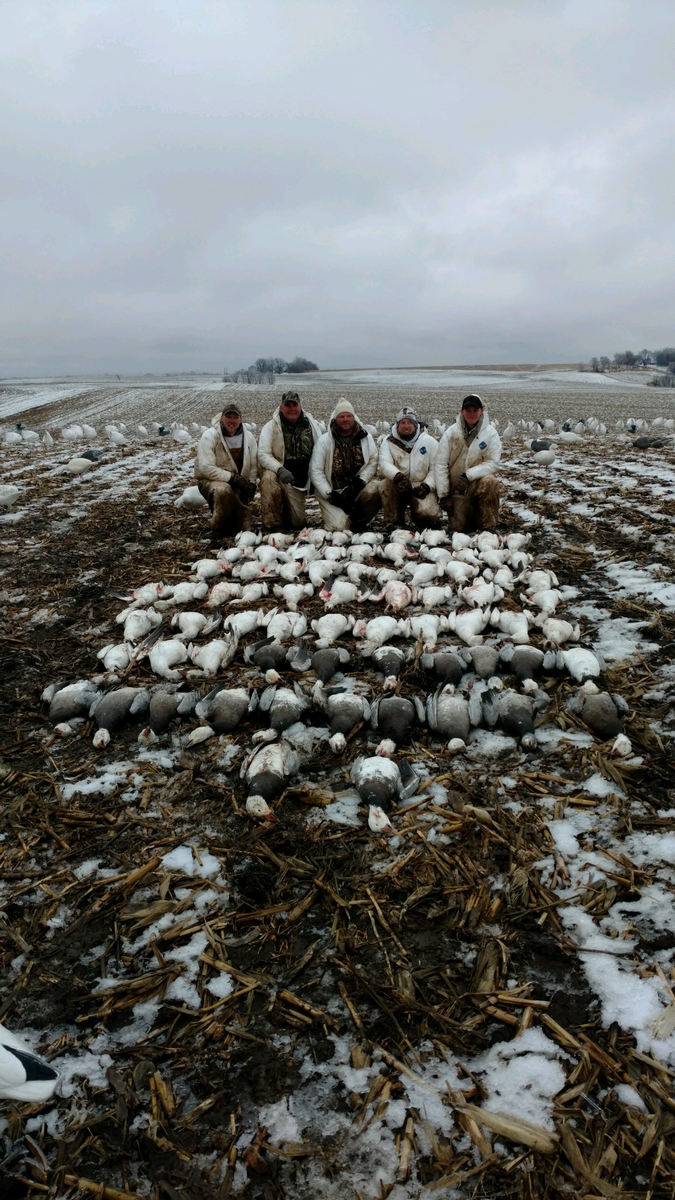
left=1, top=367, right=675, bottom=1200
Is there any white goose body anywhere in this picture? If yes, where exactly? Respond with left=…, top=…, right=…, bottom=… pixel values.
left=0, top=1024, right=60, bottom=1102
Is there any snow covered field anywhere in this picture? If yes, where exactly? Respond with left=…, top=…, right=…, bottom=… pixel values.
left=0, top=375, right=674, bottom=1199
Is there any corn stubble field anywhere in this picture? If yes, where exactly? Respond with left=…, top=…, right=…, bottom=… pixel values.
left=0, top=369, right=674, bottom=1200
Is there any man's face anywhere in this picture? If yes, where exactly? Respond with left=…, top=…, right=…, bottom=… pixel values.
left=462, top=405, right=482, bottom=428
left=280, top=399, right=302, bottom=425
left=397, top=418, right=416, bottom=439
left=335, top=411, right=355, bottom=434
left=221, top=411, right=242, bottom=436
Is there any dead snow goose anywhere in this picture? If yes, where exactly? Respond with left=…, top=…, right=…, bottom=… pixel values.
left=426, top=685, right=470, bottom=743
left=0, top=1024, right=60, bottom=1102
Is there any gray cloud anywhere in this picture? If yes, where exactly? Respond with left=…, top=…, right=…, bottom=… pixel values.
left=1, top=0, right=674, bottom=374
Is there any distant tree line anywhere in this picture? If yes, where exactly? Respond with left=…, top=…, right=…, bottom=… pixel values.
left=223, top=356, right=319, bottom=385
left=589, top=347, right=675, bottom=388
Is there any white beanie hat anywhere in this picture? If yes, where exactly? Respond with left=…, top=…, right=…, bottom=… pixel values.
left=332, top=398, right=356, bottom=419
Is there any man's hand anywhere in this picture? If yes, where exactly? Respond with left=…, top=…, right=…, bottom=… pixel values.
left=454, top=473, right=470, bottom=496
left=412, top=481, right=430, bottom=500
left=277, top=466, right=295, bottom=486
left=229, top=473, right=245, bottom=489
left=439, top=494, right=453, bottom=513
left=393, top=472, right=410, bottom=494
left=329, top=489, right=349, bottom=510
left=240, top=480, right=256, bottom=505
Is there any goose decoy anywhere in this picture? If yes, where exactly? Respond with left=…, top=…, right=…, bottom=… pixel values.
left=91, top=687, right=150, bottom=746
left=421, top=650, right=466, bottom=686
left=311, top=646, right=351, bottom=682
left=371, top=644, right=407, bottom=690
left=426, top=685, right=470, bottom=743
left=196, top=683, right=258, bottom=733
left=59, top=456, right=95, bottom=475
left=0, top=1024, right=59, bottom=1102
left=175, top=486, right=208, bottom=509
left=533, top=449, right=556, bottom=467
left=370, top=694, right=425, bottom=754
left=48, top=680, right=101, bottom=724
left=0, top=485, right=21, bottom=510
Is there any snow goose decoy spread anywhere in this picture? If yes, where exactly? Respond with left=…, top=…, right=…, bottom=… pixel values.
left=0, top=1023, right=60, bottom=1102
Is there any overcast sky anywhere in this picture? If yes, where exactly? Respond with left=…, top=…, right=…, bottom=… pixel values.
left=1, top=0, right=674, bottom=375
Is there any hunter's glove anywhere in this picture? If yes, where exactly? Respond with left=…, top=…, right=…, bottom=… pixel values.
left=412, top=481, right=430, bottom=500
left=439, top=494, right=453, bottom=513
left=454, top=473, right=470, bottom=496
left=277, top=466, right=295, bottom=486
left=393, top=472, right=410, bottom=494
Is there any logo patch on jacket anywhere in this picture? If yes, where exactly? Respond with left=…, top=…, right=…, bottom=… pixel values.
left=419, top=446, right=427, bottom=454
left=479, top=441, right=487, bottom=449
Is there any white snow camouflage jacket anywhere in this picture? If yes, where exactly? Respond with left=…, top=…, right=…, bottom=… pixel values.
left=379, top=427, right=439, bottom=487
left=434, top=409, right=501, bottom=497
left=258, top=409, right=323, bottom=482
left=195, top=425, right=258, bottom=486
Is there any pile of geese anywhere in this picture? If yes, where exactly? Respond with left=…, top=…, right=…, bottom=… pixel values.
left=42, top=524, right=632, bottom=831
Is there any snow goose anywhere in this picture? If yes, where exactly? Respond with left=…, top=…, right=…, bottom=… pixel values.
left=561, top=646, right=601, bottom=682
left=370, top=694, right=424, bottom=753
left=172, top=611, right=208, bottom=640
left=353, top=615, right=401, bottom=654
left=421, top=650, right=466, bottom=686
left=241, top=739, right=299, bottom=810
left=0, top=1024, right=59, bottom=1102
left=450, top=607, right=491, bottom=645
left=498, top=691, right=534, bottom=739
left=90, top=687, right=149, bottom=745
left=196, top=683, right=258, bottom=733
left=48, top=680, right=101, bottom=724
left=491, top=609, right=532, bottom=643
left=371, top=645, right=407, bottom=690
left=208, top=580, right=243, bottom=606
left=538, top=617, right=580, bottom=646
left=311, top=613, right=353, bottom=646
left=426, top=685, right=471, bottom=743
left=244, top=636, right=290, bottom=675
left=315, top=686, right=370, bottom=752
left=255, top=682, right=310, bottom=738
left=501, top=645, right=544, bottom=680
left=148, top=686, right=198, bottom=733
left=311, top=646, right=351, bottom=682
left=319, top=577, right=363, bottom=609
left=567, top=687, right=622, bottom=739
left=232, top=581, right=269, bottom=605
left=417, top=584, right=453, bottom=610
left=350, top=754, right=401, bottom=809
left=224, top=609, right=264, bottom=637
left=264, top=609, right=307, bottom=641
left=60, top=456, right=96, bottom=475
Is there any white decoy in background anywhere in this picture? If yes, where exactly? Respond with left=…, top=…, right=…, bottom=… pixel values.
left=533, top=448, right=556, bottom=467
left=175, top=486, right=208, bottom=509
left=82, top=423, right=97, bottom=438
left=0, top=485, right=21, bottom=510
left=0, top=1024, right=60, bottom=1102
left=59, top=456, right=95, bottom=475
left=3, top=430, right=23, bottom=444
left=106, top=426, right=127, bottom=446
left=42, top=430, right=54, bottom=448
left=62, top=424, right=84, bottom=440
left=172, top=426, right=192, bottom=445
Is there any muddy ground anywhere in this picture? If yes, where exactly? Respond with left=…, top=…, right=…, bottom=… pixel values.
left=1, top=384, right=675, bottom=1199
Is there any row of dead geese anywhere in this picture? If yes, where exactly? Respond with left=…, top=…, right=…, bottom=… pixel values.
left=42, top=527, right=631, bottom=831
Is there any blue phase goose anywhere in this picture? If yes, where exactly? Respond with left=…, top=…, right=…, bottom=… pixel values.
left=0, top=1024, right=59, bottom=1102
